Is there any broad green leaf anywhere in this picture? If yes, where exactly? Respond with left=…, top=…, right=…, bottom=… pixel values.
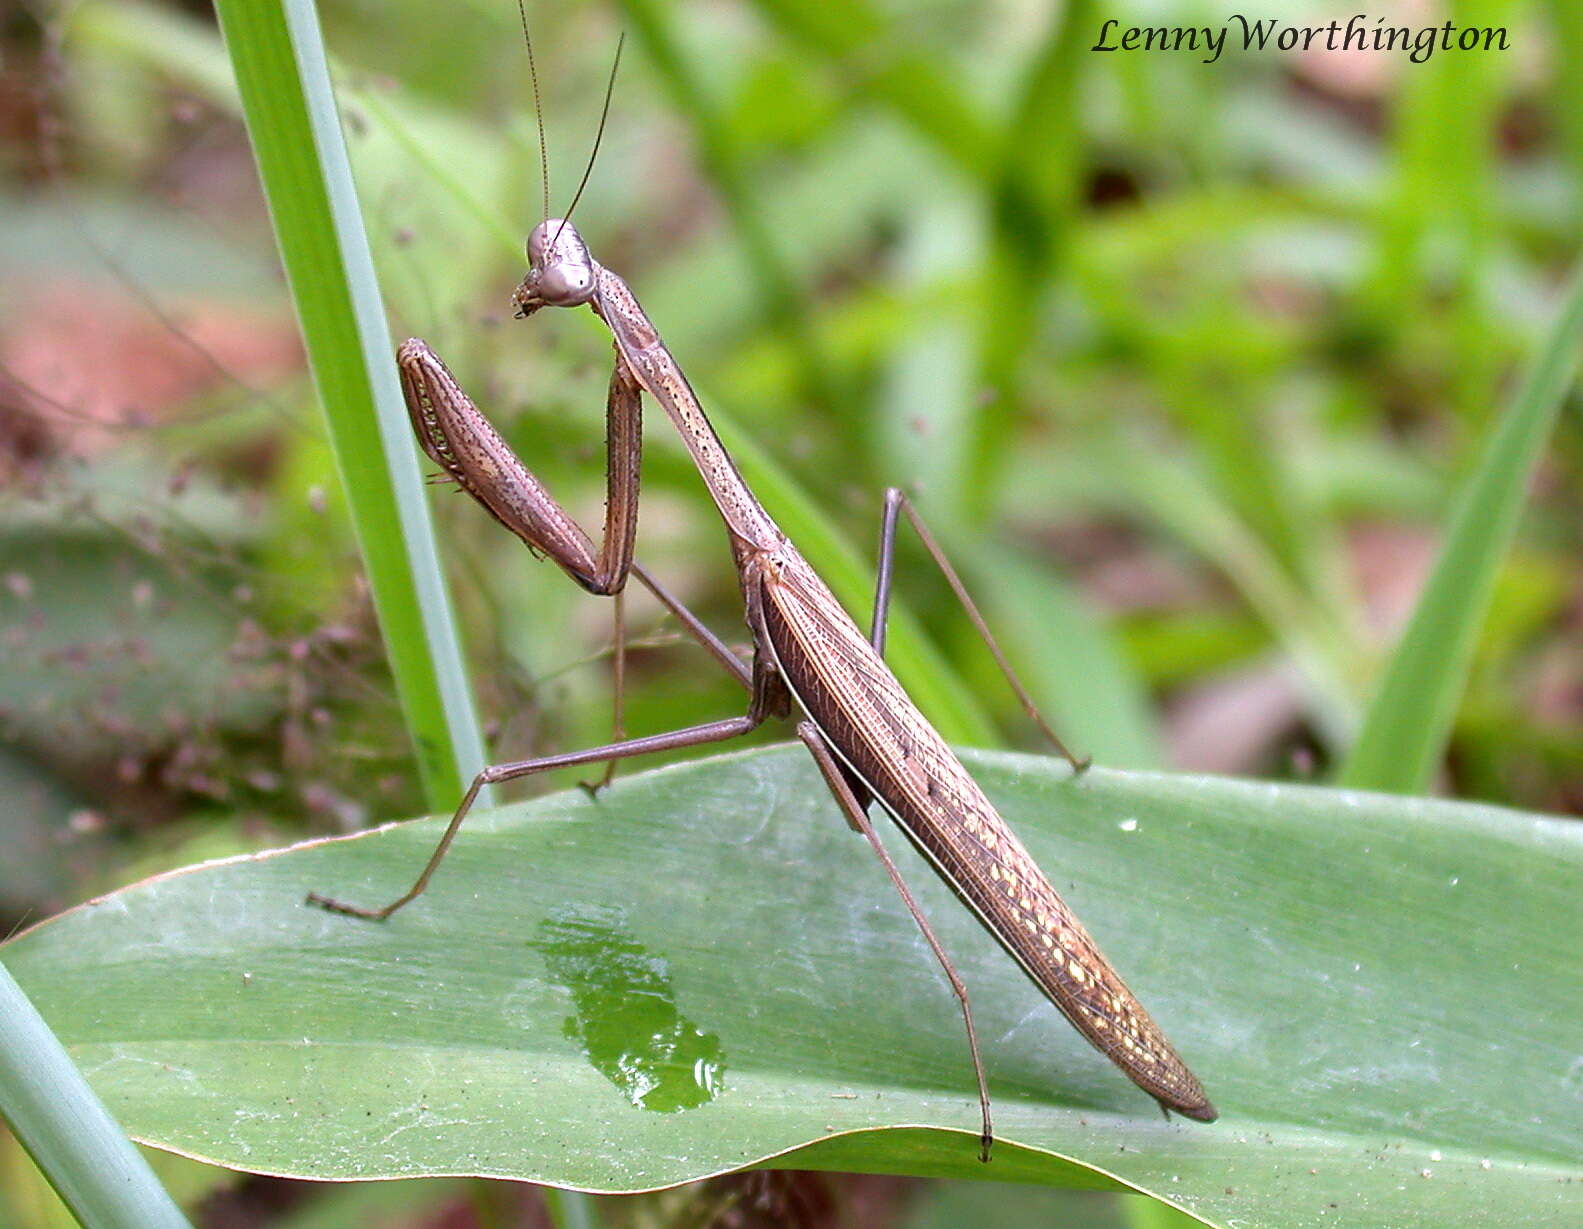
left=5, top=748, right=1578, bottom=1228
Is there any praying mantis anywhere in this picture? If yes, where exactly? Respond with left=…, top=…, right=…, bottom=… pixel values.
left=308, top=35, right=1216, bottom=1158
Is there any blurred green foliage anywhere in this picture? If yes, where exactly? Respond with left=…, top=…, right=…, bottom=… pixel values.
left=2, top=0, right=1582, bottom=1225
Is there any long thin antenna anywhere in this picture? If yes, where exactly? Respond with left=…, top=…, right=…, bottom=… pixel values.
left=552, top=32, right=624, bottom=247
left=516, top=0, right=550, bottom=222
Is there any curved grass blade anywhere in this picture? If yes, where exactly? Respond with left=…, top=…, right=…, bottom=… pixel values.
left=862, top=198, right=1158, bottom=764
left=212, top=0, right=488, bottom=808
left=1086, top=436, right=1359, bottom=743
left=1339, top=263, right=1583, bottom=792
left=0, top=961, right=192, bottom=1229
left=966, top=0, right=1093, bottom=522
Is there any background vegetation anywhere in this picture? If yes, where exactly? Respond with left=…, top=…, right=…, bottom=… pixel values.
left=1, top=0, right=1580, bottom=1225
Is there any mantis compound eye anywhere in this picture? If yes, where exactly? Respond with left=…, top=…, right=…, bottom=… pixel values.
left=540, top=262, right=595, bottom=305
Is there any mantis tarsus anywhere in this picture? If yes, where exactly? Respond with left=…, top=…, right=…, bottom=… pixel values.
left=307, top=214, right=1218, bottom=1152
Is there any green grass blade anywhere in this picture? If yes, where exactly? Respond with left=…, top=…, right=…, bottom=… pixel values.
left=0, top=960, right=192, bottom=1229
left=1086, top=437, right=1359, bottom=742
left=1339, top=265, right=1583, bottom=792
left=7, top=749, right=1579, bottom=1226
left=212, top=0, right=487, bottom=808
left=1366, top=0, right=1517, bottom=421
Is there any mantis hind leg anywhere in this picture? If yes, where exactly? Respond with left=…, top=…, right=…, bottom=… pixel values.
left=797, top=720, right=995, bottom=1163
left=868, top=488, right=1089, bottom=775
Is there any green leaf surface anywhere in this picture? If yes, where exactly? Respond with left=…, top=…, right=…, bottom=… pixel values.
left=5, top=748, right=1578, bottom=1228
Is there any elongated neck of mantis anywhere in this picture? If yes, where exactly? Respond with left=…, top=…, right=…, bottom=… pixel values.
left=595, top=270, right=781, bottom=550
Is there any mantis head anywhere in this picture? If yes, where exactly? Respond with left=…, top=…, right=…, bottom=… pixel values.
left=513, top=219, right=597, bottom=316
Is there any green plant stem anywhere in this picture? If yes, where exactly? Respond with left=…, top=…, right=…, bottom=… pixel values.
left=212, top=0, right=489, bottom=810
left=0, top=960, right=192, bottom=1229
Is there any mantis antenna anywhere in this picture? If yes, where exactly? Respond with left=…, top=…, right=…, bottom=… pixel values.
left=515, top=0, right=551, bottom=223
left=552, top=32, right=624, bottom=249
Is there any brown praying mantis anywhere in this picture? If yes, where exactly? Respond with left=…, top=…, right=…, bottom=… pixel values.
left=308, top=41, right=1216, bottom=1158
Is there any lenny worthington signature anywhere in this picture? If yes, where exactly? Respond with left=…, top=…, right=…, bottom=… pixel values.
left=1092, top=13, right=1511, bottom=65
